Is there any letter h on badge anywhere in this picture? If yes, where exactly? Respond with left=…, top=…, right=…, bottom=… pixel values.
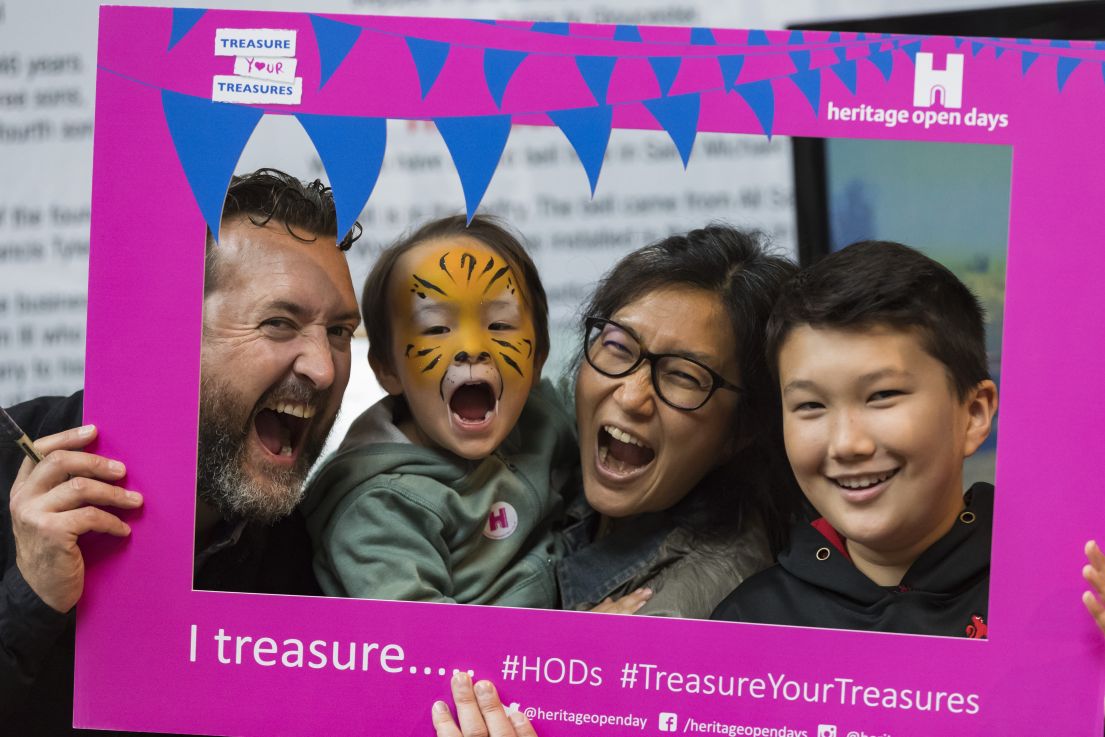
left=913, top=52, right=964, bottom=109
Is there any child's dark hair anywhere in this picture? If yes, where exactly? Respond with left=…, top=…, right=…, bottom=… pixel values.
left=765, top=240, right=989, bottom=399
left=363, top=214, right=549, bottom=372
left=579, top=224, right=805, bottom=555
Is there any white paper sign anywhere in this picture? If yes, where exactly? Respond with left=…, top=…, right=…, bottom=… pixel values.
left=214, top=28, right=296, bottom=57
left=212, top=75, right=302, bottom=105
left=233, top=56, right=298, bottom=82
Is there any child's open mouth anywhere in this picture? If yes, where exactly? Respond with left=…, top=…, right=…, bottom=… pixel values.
left=253, top=400, right=315, bottom=461
left=597, top=424, right=655, bottom=476
left=448, top=381, right=497, bottom=428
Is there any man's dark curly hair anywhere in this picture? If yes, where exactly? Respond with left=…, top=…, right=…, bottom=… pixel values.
left=204, top=168, right=362, bottom=295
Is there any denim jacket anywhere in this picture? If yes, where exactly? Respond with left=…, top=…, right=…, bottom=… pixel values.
left=556, top=493, right=772, bottom=620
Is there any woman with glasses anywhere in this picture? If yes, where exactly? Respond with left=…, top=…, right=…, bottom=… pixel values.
left=554, top=224, right=805, bottom=619
left=432, top=224, right=806, bottom=737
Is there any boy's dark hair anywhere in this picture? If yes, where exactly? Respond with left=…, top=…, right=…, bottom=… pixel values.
left=765, top=240, right=989, bottom=398
left=363, top=214, right=549, bottom=373
left=579, top=224, right=805, bottom=555
left=205, top=168, right=361, bottom=295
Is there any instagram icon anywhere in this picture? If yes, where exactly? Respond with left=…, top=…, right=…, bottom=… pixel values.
left=817, top=726, right=837, bottom=737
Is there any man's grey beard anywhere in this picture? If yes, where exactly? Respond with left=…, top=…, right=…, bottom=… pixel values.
left=196, top=376, right=332, bottom=525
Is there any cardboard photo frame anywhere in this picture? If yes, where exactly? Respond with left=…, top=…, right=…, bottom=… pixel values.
left=79, top=7, right=1105, bottom=735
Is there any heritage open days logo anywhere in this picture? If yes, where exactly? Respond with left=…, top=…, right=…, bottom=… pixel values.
left=212, top=28, right=303, bottom=105
left=827, top=51, right=1008, bottom=132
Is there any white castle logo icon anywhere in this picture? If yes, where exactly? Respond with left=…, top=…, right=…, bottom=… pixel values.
left=913, top=52, right=964, bottom=109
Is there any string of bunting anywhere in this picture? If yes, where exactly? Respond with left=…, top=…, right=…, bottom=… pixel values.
left=162, top=9, right=1105, bottom=237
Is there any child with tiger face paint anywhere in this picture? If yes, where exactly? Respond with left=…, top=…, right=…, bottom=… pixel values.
left=376, top=238, right=540, bottom=459
left=301, top=216, right=576, bottom=607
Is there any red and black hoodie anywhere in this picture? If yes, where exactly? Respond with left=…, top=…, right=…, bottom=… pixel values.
left=711, top=483, right=992, bottom=639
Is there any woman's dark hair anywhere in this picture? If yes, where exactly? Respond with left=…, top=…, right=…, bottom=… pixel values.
left=577, top=224, right=806, bottom=555
left=362, top=214, right=549, bottom=373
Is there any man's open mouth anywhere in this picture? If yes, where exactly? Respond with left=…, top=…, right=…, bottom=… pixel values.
left=253, top=400, right=315, bottom=458
left=448, top=381, right=497, bottom=426
left=597, top=424, right=656, bottom=474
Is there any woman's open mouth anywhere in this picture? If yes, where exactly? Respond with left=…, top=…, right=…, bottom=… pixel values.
left=253, top=400, right=315, bottom=462
left=448, top=381, right=498, bottom=430
left=596, top=424, right=656, bottom=477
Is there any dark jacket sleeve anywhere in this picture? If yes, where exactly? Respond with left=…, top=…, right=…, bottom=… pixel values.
left=0, top=392, right=83, bottom=715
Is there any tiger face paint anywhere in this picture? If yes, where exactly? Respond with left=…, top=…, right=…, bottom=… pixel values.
left=376, top=237, right=540, bottom=460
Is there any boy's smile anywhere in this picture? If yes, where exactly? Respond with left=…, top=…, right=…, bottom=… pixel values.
left=778, top=323, right=996, bottom=584
left=375, top=237, right=539, bottom=460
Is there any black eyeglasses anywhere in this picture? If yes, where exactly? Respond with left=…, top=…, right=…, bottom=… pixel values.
left=583, top=317, right=741, bottom=411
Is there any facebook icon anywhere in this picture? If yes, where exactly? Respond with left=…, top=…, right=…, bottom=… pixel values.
left=658, top=712, right=678, bottom=732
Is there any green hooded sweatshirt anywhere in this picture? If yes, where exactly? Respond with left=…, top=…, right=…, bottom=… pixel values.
left=300, top=380, right=577, bottom=607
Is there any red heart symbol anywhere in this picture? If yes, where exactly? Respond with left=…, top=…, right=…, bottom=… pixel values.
left=254, top=61, right=266, bottom=71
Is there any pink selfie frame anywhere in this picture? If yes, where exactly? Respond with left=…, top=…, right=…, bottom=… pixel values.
left=79, top=7, right=1105, bottom=735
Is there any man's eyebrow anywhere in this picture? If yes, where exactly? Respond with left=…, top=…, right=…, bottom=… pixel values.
left=266, top=300, right=310, bottom=318
left=265, top=300, right=360, bottom=323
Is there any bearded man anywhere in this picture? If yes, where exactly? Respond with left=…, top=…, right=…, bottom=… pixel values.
left=1, top=169, right=360, bottom=732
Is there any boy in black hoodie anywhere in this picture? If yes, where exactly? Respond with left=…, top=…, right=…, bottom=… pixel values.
left=713, top=241, right=998, bottom=637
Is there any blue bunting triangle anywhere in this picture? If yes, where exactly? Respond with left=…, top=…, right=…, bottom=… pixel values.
left=435, top=115, right=512, bottom=223
left=1021, top=51, right=1038, bottom=75
left=311, top=15, right=362, bottom=89
left=868, top=50, right=894, bottom=81
left=832, top=59, right=858, bottom=94
left=295, top=114, right=386, bottom=240
left=789, top=31, right=811, bottom=72
left=829, top=32, right=847, bottom=63
left=789, top=30, right=810, bottom=72
left=718, top=55, right=744, bottom=92
left=548, top=106, right=613, bottom=196
left=576, top=56, right=617, bottom=105
left=691, top=27, right=716, bottom=45
left=643, top=93, right=700, bottom=168
left=614, top=25, right=642, bottom=42
left=648, top=57, right=682, bottom=97
left=161, top=90, right=263, bottom=240
left=995, top=46, right=1006, bottom=59
left=407, top=37, right=451, bottom=98
left=900, top=41, right=922, bottom=64
left=971, top=41, right=983, bottom=56
left=790, top=68, right=821, bottom=115
left=734, top=80, right=774, bottom=138
left=531, top=22, right=569, bottom=35
left=747, top=29, right=769, bottom=46
left=169, top=8, right=205, bottom=50
left=484, top=49, right=527, bottom=107
left=1057, top=56, right=1081, bottom=90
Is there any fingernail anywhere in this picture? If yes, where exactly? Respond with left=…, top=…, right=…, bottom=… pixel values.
left=432, top=700, right=450, bottom=715
left=126, top=491, right=142, bottom=504
left=108, top=460, right=125, bottom=474
left=510, top=710, right=527, bottom=726
left=641, top=587, right=653, bottom=597
left=453, top=671, right=470, bottom=686
left=474, top=680, right=494, bottom=700
left=78, top=424, right=95, bottom=438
